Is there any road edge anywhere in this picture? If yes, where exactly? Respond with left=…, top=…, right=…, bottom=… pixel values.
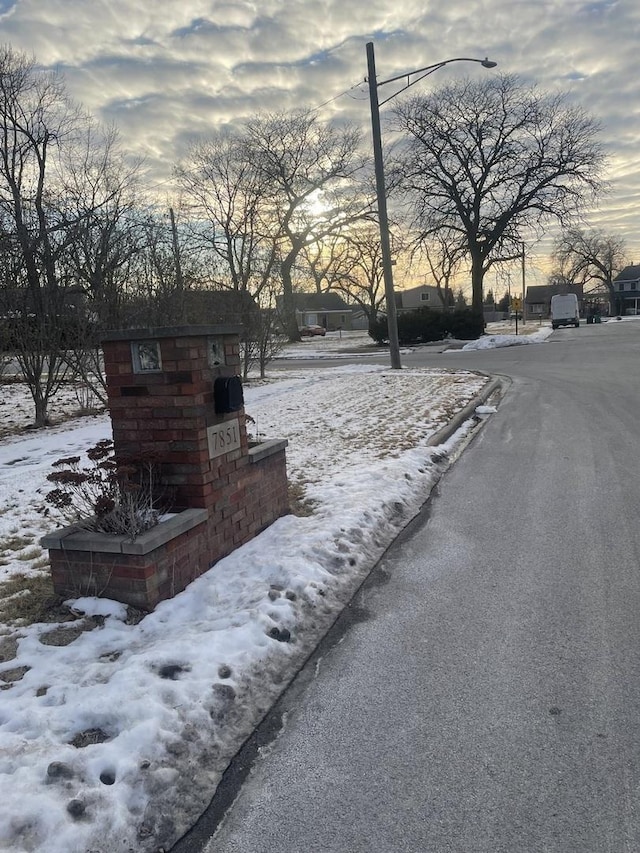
left=427, top=374, right=504, bottom=447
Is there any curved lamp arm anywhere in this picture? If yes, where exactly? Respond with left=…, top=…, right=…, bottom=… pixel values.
left=377, top=56, right=498, bottom=106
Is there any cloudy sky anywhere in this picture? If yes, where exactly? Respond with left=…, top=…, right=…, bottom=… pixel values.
left=0, top=0, right=638, bottom=283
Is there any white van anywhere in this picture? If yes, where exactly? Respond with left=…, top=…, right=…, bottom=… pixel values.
left=550, top=293, right=580, bottom=330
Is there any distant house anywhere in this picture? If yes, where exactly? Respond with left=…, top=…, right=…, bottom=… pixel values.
left=176, top=289, right=260, bottom=328
left=281, top=292, right=354, bottom=331
left=122, top=288, right=261, bottom=332
left=525, top=283, right=584, bottom=319
left=0, top=284, right=87, bottom=316
left=350, top=306, right=370, bottom=331
left=0, top=285, right=89, bottom=348
left=397, top=284, right=446, bottom=312
left=613, top=265, right=640, bottom=315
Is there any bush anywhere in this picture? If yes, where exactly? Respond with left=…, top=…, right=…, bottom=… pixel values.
left=368, top=308, right=483, bottom=345
left=46, top=440, right=171, bottom=540
left=442, top=309, right=485, bottom=340
left=368, top=314, right=391, bottom=345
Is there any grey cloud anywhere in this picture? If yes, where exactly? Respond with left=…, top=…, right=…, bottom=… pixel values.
left=0, top=0, right=17, bottom=17
left=123, top=35, right=157, bottom=47
left=1, top=0, right=639, bottom=265
left=171, top=17, right=221, bottom=39
left=578, top=0, right=619, bottom=15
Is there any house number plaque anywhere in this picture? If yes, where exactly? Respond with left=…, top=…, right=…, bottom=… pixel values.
left=207, top=418, right=241, bottom=459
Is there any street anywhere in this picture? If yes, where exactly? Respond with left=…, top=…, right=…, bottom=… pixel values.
left=175, top=320, right=640, bottom=852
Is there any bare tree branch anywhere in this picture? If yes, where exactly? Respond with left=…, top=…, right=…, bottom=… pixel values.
left=392, top=73, right=606, bottom=316
left=552, top=226, right=627, bottom=313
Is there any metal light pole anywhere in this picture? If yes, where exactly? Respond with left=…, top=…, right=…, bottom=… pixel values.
left=366, top=43, right=497, bottom=369
left=366, top=43, right=401, bottom=368
left=521, top=241, right=526, bottom=324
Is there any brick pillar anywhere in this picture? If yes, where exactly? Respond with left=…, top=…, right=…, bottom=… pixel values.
left=101, top=325, right=246, bottom=513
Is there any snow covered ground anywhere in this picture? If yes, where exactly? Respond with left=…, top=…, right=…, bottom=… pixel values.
left=0, top=329, right=550, bottom=853
left=460, top=326, right=551, bottom=350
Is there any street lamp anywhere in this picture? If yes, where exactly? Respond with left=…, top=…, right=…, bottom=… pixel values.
left=366, top=43, right=497, bottom=369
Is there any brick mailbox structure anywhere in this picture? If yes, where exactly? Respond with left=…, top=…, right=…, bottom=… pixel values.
left=42, top=325, right=289, bottom=610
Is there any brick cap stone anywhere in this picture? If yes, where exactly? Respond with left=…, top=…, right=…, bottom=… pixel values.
left=101, top=325, right=242, bottom=343
left=41, top=508, right=209, bottom=555
left=248, top=438, right=288, bottom=464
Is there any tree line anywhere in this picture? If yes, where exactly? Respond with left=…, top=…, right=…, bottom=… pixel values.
left=0, top=43, right=620, bottom=426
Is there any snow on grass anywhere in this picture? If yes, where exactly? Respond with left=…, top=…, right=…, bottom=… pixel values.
left=0, top=381, right=104, bottom=437
left=276, top=329, right=377, bottom=360
left=461, top=326, right=553, bottom=350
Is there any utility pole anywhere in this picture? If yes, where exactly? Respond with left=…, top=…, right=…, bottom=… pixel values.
left=521, top=241, right=526, bottom=324
left=366, top=42, right=401, bottom=370
left=169, top=207, right=184, bottom=291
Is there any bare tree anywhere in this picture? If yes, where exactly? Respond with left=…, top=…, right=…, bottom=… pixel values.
left=392, top=74, right=605, bottom=318
left=410, top=233, right=465, bottom=311
left=176, top=132, right=286, bottom=376
left=331, top=224, right=392, bottom=331
left=117, top=210, right=211, bottom=327
left=175, top=132, right=278, bottom=301
left=244, top=111, right=368, bottom=340
left=62, top=124, right=142, bottom=321
left=301, top=234, right=355, bottom=295
left=0, top=45, right=86, bottom=425
left=552, top=227, right=626, bottom=314
left=240, top=283, right=286, bottom=379
left=56, top=125, right=145, bottom=403
left=0, top=47, right=156, bottom=422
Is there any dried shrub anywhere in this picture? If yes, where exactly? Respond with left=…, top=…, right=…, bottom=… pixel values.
left=46, top=440, right=171, bottom=540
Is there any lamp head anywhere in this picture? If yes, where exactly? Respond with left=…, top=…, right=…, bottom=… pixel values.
left=481, top=58, right=498, bottom=68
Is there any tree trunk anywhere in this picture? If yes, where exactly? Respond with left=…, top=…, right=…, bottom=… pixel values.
left=366, top=304, right=377, bottom=335
left=33, top=389, right=49, bottom=428
left=471, top=253, right=485, bottom=323
left=281, top=257, right=300, bottom=341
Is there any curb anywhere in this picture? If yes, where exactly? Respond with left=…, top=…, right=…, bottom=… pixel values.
left=427, top=375, right=503, bottom=447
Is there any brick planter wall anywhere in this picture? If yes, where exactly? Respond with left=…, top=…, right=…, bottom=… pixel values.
left=43, top=509, right=210, bottom=609
left=247, top=440, right=290, bottom=534
left=42, top=326, right=289, bottom=610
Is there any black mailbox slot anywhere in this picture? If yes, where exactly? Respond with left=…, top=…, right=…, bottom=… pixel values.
left=214, top=376, right=244, bottom=414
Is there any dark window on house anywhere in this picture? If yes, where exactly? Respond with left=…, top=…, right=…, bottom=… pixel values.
left=632, top=283, right=637, bottom=291
left=420, top=292, right=430, bottom=302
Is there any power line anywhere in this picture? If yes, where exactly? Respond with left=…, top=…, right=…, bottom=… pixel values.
left=144, top=176, right=179, bottom=192
left=308, top=80, right=368, bottom=113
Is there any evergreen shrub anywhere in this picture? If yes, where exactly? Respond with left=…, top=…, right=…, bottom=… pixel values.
left=368, top=308, right=483, bottom=345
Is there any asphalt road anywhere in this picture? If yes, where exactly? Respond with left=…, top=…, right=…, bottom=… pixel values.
left=177, top=320, right=640, bottom=853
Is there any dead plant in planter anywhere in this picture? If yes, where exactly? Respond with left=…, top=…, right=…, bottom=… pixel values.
left=45, top=439, right=172, bottom=540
